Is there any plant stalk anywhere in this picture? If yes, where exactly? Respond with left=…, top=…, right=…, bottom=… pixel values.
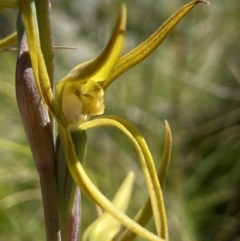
left=16, top=32, right=60, bottom=241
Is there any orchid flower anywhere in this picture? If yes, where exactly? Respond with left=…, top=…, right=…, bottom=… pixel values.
left=2, top=0, right=209, bottom=240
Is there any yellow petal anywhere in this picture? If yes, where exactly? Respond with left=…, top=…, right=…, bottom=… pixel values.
left=158, top=120, right=172, bottom=184
left=59, top=3, right=126, bottom=84
left=119, top=121, right=172, bottom=241
left=0, top=32, right=17, bottom=51
left=56, top=4, right=126, bottom=125
left=103, top=0, right=210, bottom=89
left=78, top=116, right=168, bottom=239
left=82, top=172, right=135, bottom=241
left=59, top=122, right=165, bottom=241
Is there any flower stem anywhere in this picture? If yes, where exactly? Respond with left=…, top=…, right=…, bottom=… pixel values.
left=34, top=0, right=54, bottom=86
left=16, top=31, right=60, bottom=241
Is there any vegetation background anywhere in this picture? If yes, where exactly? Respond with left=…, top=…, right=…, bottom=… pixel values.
left=0, top=0, right=240, bottom=240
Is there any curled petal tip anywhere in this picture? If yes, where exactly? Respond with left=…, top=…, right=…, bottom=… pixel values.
left=196, top=0, right=210, bottom=5
left=128, top=170, right=135, bottom=179
left=164, top=120, right=169, bottom=128
left=120, top=3, right=127, bottom=28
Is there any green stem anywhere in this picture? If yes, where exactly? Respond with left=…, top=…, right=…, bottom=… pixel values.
left=56, top=130, right=86, bottom=241
left=57, top=140, right=77, bottom=241
left=34, top=0, right=54, bottom=86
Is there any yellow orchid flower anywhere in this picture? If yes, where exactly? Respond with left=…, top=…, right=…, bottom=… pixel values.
left=55, top=4, right=126, bottom=126
left=55, top=0, right=210, bottom=127
left=16, top=0, right=209, bottom=240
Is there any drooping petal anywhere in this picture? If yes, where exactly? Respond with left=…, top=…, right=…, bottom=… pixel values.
left=58, top=123, right=165, bottom=241
left=103, top=0, right=210, bottom=89
left=95, top=115, right=168, bottom=239
left=76, top=116, right=168, bottom=239
left=119, top=121, right=172, bottom=241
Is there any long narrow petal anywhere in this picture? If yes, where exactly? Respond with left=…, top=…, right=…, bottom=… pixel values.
left=75, top=116, right=167, bottom=239
left=119, top=121, right=172, bottom=241
left=58, top=124, right=165, bottom=241
left=59, top=4, right=126, bottom=84
left=96, top=116, right=168, bottom=239
left=0, top=32, right=17, bottom=51
left=103, top=0, right=210, bottom=89
left=158, top=121, right=172, bottom=184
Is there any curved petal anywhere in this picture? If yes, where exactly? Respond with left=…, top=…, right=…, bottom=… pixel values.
left=0, top=32, right=17, bottom=51
left=103, top=0, right=210, bottom=89
left=119, top=121, right=172, bottom=241
left=59, top=4, right=126, bottom=84
left=75, top=116, right=168, bottom=239
left=158, top=120, right=172, bottom=185
left=58, top=124, right=165, bottom=241
left=93, top=116, right=168, bottom=239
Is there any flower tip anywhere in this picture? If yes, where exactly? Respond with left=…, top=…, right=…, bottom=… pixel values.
left=128, top=170, right=135, bottom=180
left=124, top=171, right=135, bottom=187
left=164, top=120, right=172, bottom=140
left=196, top=0, right=210, bottom=5
left=120, top=3, right=127, bottom=15
left=164, top=119, right=169, bottom=128
left=118, top=3, right=127, bottom=31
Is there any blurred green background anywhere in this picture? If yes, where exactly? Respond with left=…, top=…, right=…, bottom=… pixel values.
left=0, top=0, right=240, bottom=240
